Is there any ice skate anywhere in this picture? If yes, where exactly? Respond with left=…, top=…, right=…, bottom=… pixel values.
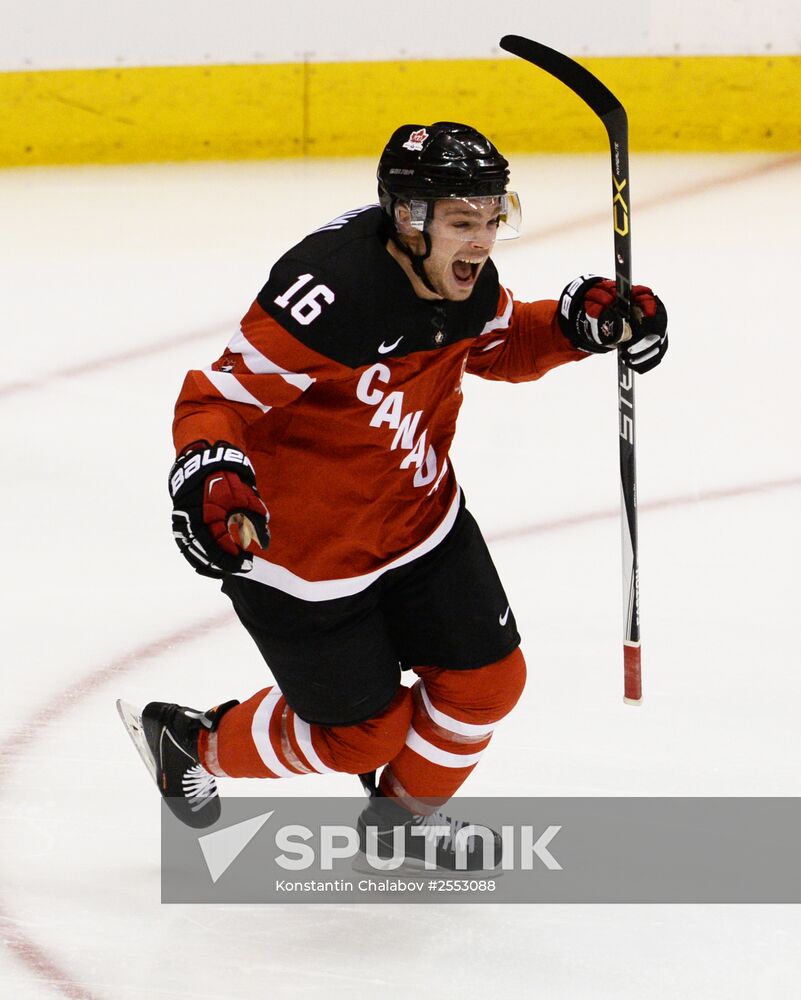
left=355, top=794, right=502, bottom=875
left=116, top=699, right=221, bottom=829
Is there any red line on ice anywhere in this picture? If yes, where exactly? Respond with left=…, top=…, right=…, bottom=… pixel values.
left=0, top=611, right=232, bottom=1000
left=486, top=475, right=801, bottom=544
left=521, top=152, right=801, bottom=245
left=0, top=323, right=231, bottom=401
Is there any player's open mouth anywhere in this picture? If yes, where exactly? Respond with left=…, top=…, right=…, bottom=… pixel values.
left=452, top=258, right=483, bottom=286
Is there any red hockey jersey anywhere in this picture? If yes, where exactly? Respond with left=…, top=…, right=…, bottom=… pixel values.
left=173, top=205, right=585, bottom=599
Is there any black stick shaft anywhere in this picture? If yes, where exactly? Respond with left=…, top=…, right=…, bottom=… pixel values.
left=499, top=36, right=642, bottom=701
left=605, top=111, right=642, bottom=703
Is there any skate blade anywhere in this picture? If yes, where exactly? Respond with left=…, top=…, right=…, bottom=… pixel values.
left=116, top=699, right=157, bottom=785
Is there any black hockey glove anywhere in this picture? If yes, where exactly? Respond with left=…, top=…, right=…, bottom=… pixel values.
left=558, top=275, right=668, bottom=374
left=169, top=440, right=270, bottom=579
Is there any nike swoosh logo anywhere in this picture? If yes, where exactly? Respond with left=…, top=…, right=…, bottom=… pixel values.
left=499, top=606, right=510, bottom=626
left=207, top=476, right=224, bottom=495
left=378, top=336, right=403, bottom=354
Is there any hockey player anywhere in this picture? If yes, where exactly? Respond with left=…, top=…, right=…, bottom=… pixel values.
left=119, top=122, right=667, bottom=871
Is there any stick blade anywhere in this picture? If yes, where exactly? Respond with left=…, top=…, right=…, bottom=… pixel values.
left=499, top=34, right=623, bottom=119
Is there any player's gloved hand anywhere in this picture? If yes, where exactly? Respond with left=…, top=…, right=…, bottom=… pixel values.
left=558, top=274, right=668, bottom=373
left=168, top=440, right=270, bottom=579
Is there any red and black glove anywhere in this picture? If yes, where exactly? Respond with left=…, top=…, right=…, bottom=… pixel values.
left=558, top=274, right=668, bottom=373
left=169, top=440, right=270, bottom=579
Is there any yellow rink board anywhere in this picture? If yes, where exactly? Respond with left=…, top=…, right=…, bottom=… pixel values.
left=1, top=55, right=799, bottom=166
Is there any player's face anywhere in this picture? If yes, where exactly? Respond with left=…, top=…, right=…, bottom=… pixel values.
left=422, top=198, right=500, bottom=300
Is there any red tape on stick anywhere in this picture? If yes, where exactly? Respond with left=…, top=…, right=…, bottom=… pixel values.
left=623, top=644, right=642, bottom=704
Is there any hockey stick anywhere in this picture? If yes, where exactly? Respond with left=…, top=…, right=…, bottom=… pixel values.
left=499, top=35, right=642, bottom=704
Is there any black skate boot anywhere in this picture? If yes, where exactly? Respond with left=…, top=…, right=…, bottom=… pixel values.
left=117, top=699, right=237, bottom=829
left=355, top=794, right=502, bottom=874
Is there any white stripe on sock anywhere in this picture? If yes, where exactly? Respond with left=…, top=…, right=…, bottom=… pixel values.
left=405, top=728, right=485, bottom=768
left=251, top=689, right=297, bottom=778
left=419, top=681, right=497, bottom=738
left=293, top=716, right=336, bottom=774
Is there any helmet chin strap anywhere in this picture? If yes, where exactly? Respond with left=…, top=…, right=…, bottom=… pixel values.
left=388, top=230, right=440, bottom=297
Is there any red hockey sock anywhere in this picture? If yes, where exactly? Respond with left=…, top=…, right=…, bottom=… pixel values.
left=198, top=686, right=412, bottom=779
left=379, top=647, right=526, bottom=810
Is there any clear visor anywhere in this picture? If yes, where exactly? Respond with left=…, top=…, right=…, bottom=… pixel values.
left=398, top=192, right=522, bottom=241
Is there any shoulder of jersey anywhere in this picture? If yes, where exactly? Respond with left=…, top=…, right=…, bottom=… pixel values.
left=298, top=203, right=386, bottom=260
left=256, top=205, right=394, bottom=366
left=255, top=204, right=502, bottom=367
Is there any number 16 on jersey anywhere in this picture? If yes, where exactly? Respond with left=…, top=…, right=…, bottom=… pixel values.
left=274, top=274, right=335, bottom=326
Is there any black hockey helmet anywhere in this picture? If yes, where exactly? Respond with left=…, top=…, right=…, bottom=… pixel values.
left=378, top=121, right=509, bottom=202
left=377, top=122, right=521, bottom=238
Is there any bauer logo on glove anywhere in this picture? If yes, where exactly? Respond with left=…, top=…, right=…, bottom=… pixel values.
left=169, top=440, right=270, bottom=579
left=169, top=443, right=256, bottom=498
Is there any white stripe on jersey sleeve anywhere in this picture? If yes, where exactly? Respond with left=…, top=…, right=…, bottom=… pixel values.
left=480, top=339, right=505, bottom=353
left=228, top=330, right=316, bottom=392
left=478, top=286, right=514, bottom=337
left=202, top=368, right=273, bottom=414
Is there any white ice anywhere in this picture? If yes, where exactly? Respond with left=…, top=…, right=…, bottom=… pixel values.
left=0, top=152, right=799, bottom=999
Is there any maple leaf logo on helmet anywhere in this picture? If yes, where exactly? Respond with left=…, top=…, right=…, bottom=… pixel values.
left=402, top=128, right=429, bottom=152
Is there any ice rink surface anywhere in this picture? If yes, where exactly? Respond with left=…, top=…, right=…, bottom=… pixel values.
left=0, top=151, right=799, bottom=998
